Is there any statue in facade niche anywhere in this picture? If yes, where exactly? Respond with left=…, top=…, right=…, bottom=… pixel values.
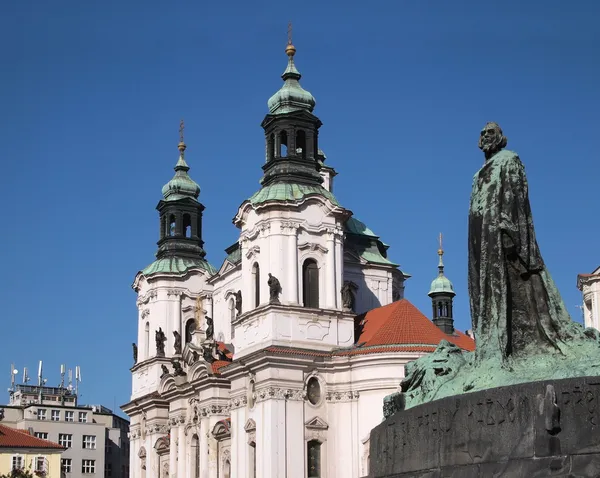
left=205, top=316, right=214, bottom=341
left=172, top=360, right=186, bottom=377
left=268, top=273, right=282, bottom=304
left=203, top=345, right=215, bottom=364
left=155, top=328, right=166, bottom=356
left=173, top=331, right=182, bottom=355
left=390, top=122, right=600, bottom=412
left=160, top=365, right=170, bottom=378
left=341, top=281, right=358, bottom=311
left=132, top=343, right=138, bottom=365
left=234, top=290, right=242, bottom=316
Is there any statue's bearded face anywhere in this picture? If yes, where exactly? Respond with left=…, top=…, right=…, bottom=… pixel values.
left=478, top=122, right=507, bottom=157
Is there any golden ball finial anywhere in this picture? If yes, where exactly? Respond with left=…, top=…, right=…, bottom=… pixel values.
left=285, top=42, right=296, bottom=57
left=178, top=141, right=187, bottom=153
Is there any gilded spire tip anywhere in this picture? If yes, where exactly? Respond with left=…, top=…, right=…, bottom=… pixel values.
left=178, top=119, right=186, bottom=154
left=437, top=233, right=445, bottom=275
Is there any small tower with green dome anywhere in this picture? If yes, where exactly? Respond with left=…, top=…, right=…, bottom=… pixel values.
left=155, top=120, right=206, bottom=261
left=428, top=233, right=456, bottom=334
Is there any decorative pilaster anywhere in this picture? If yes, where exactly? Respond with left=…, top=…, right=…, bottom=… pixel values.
left=326, top=229, right=336, bottom=309
left=285, top=222, right=299, bottom=304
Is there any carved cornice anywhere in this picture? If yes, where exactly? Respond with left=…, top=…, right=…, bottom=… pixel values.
left=326, top=227, right=345, bottom=239
left=137, top=290, right=158, bottom=307
left=281, top=221, right=300, bottom=232
left=255, top=387, right=306, bottom=402
left=167, top=289, right=184, bottom=297
left=326, top=390, right=360, bottom=402
left=229, top=395, right=248, bottom=410
left=298, top=242, right=328, bottom=254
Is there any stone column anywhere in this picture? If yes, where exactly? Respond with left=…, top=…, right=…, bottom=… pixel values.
left=177, top=418, right=186, bottom=478
left=286, top=392, right=305, bottom=478
left=169, top=419, right=177, bottom=477
left=258, top=389, right=287, bottom=478
left=326, top=229, right=336, bottom=309
left=287, top=224, right=299, bottom=304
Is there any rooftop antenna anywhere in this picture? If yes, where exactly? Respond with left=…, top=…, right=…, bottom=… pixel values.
left=75, top=366, right=81, bottom=396
left=9, top=364, right=18, bottom=392
left=37, top=361, right=43, bottom=387
left=67, top=369, right=73, bottom=392
left=60, top=364, right=65, bottom=389
left=23, top=367, right=29, bottom=384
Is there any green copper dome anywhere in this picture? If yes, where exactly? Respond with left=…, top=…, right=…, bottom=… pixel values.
left=267, top=44, right=316, bottom=115
left=428, top=275, right=454, bottom=295
left=161, top=142, right=201, bottom=202
left=428, top=245, right=456, bottom=297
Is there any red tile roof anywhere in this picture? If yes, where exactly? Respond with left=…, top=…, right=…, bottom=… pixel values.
left=211, top=360, right=231, bottom=374
left=356, top=299, right=475, bottom=352
left=0, top=424, right=65, bottom=450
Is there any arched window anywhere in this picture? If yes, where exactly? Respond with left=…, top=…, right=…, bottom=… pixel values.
left=160, top=215, right=166, bottom=240
left=303, top=259, right=319, bottom=308
left=252, top=263, right=260, bottom=308
left=185, top=319, right=196, bottom=344
left=307, top=440, right=322, bottom=478
left=191, top=434, right=199, bottom=478
left=307, top=377, right=321, bottom=406
left=168, top=215, right=176, bottom=236
left=267, top=133, right=275, bottom=162
left=144, top=323, right=150, bottom=359
left=280, top=130, right=288, bottom=157
left=183, top=214, right=192, bottom=238
left=296, top=130, right=307, bottom=159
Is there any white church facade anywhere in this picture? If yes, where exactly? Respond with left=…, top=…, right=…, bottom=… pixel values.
left=122, top=39, right=474, bottom=478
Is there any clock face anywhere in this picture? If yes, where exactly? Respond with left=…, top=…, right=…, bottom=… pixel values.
left=307, top=377, right=321, bottom=406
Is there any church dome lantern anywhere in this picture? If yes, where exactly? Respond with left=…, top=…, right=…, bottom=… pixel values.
left=428, top=234, right=456, bottom=335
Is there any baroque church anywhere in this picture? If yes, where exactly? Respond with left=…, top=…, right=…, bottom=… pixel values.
left=122, top=38, right=475, bottom=478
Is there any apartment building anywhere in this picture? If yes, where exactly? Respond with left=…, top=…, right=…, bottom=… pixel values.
left=1, top=383, right=129, bottom=478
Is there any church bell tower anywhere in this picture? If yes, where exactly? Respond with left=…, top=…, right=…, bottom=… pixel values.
left=428, top=234, right=456, bottom=334
left=156, top=120, right=206, bottom=260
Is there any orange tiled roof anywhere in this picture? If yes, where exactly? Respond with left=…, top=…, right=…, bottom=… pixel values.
left=0, top=424, right=65, bottom=450
left=356, top=299, right=475, bottom=352
left=211, top=360, right=231, bottom=374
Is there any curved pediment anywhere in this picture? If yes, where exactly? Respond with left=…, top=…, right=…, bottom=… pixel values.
left=158, top=374, right=176, bottom=395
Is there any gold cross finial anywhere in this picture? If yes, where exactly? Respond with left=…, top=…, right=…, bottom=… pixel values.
left=285, top=22, right=296, bottom=57
left=178, top=119, right=186, bottom=154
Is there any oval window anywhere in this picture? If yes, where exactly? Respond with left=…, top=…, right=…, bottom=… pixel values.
left=307, top=377, right=321, bottom=405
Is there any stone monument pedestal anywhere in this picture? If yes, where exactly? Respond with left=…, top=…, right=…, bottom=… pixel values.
left=368, top=376, right=600, bottom=477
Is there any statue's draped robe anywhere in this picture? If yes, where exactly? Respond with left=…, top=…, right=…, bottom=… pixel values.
left=468, top=150, right=580, bottom=362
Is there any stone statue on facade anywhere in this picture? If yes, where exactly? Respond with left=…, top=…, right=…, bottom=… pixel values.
left=203, top=345, right=215, bottom=364
left=173, top=331, right=182, bottom=355
left=389, top=122, right=600, bottom=412
left=160, top=364, right=170, bottom=378
left=234, top=290, right=242, bottom=316
left=132, top=343, right=138, bottom=365
left=341, top=281, right=358, bottom=311
left=205, top=316, right=214, bottom=341
left=268, top=273, right=282, bottom=304
left=172, top=360, right=186, bottom=377
left=155, top=328, right=166, bottom=357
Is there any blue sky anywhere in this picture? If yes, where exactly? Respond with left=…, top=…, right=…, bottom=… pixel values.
left=1, top=0, right=598, bottom=415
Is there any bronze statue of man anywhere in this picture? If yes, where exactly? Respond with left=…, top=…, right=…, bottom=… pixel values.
left=468, top=122, right=580, bottom=363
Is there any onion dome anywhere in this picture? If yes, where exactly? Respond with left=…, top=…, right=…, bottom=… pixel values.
left=267, top=40, right=316, bottom=115
left=161, top=138, right=201, bottom=202
left=428, top=237, right=455, bottom=297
